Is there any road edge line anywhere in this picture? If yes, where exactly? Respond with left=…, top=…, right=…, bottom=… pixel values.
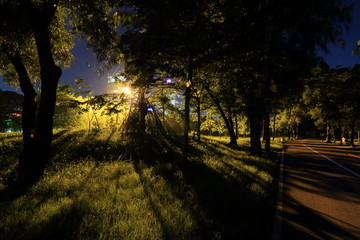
left=303, top=144, right=360, bottom=178
left=271, top=148, right=285, bottom=240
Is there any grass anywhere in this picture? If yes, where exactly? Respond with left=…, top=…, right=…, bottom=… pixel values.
left=326, top=141, right=360, bottom=150
left=0, top=131, right=282, bottom=240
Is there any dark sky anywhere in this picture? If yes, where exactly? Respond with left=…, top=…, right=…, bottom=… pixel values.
left=1, top=1, right=359, bottom=95
left=57, top=39, right=124, bottom=95
left=0, top=38, right=123, bottom=95
left=317, top=0, right=360, bottom=67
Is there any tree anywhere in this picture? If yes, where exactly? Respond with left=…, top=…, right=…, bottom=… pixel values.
left=0, top=0, right=71, bottom=183
left=114, top=0, right=223, bottom=161
left=217, top=0, right=352, bottom=155
left=302, top=66, right=354, bottom=143
left=202, top=72, right=239, bottom=145
left=342, top=64, right=360, bottom=146
left=353, top=40, right=360, bottom=56
left=0, top=0, right=121, bottom=184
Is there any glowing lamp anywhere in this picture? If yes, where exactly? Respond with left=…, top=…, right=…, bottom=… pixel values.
left=166, top=77, right=172, bottom=84
left=122, top=87, right=131, bottom=95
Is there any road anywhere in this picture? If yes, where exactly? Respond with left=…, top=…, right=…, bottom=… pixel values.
left=281, top=139, right=360, bottom=240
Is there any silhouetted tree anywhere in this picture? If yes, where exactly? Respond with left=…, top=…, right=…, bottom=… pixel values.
left=218, top=0, right=352, bottom=155
left=0, top=0, right=121, bottom=184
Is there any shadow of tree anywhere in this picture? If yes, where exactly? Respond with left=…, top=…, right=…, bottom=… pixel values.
left=282, top=140, right=360, bottom=239
left=132, top=134, right=278, bottom=240
left=26, top=200, right=87, bottom=240
left=283, top=196, right=359, bottom=240
left=1, top=131, right=278, bottom=240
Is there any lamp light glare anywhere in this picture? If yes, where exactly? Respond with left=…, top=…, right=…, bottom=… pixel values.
left=122, top=87, right=131, bottom=95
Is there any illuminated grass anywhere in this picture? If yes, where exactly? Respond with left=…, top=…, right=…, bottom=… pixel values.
left=0, top=133, right=22, bottom=189
left=203, top=135, right=284, bottom=151
left=0, top=131, right=281, bottom=239
left=1, top=160, right=165, bottom=240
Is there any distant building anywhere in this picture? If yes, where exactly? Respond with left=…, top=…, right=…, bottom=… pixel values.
left=0, top=90, right=23, bottom=132
left=3, top=113, right=22, bottom=132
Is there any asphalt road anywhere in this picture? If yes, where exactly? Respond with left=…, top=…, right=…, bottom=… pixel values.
left=281, top=139, right=360, bottom=240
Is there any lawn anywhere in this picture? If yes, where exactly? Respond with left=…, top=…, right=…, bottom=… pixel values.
left=0, top=131, right=282, bottom=240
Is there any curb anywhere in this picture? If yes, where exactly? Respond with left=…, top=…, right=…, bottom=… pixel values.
left=271, top=148, right=285, bottom=240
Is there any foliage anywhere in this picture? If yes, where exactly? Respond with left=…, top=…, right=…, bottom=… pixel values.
left=353, top=40, right=360, bottom=56
left=109, top=0, right=351, bottom=154
left=0, top=130, right=280, bottom=240
left=0, top=0, right=127, bottom=184
left=300, top=64, right=360, bottom=143
left=54, top=84, right=131, bottom=133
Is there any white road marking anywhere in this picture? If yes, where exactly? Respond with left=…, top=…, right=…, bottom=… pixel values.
left=302, top=143, right=360, bottom=178
left=271, top=149, right=285, bottom=240
left=348, top=154, right=360, bottom=159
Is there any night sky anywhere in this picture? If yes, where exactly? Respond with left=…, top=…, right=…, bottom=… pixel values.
left=317, top=0, right=360, bottom=68
left=1, top=0, right=359, bottom=95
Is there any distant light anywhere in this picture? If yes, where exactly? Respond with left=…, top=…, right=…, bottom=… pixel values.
left=147, top=107, right=154, bottom=112
left=166, top=77, right=172, bottom=84
left=122, top=87, right=131, bottom=95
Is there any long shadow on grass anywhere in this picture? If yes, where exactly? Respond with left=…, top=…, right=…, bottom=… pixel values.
left=128, top=133, right=214, bottom=239
left=51, top=130, right=128, bottom=164
left=180, top=160, right=275, bottom=240
left=193, top=140, right=278, bottom=173
left=133, top=135, right=277, bottom=240
left=131, top=150, right=175, bottom=240
left=0, top=193, right=87, bottom=240
left=26, top=200, right=86, bottom=240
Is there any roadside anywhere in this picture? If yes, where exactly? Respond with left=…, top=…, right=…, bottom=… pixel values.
left=278, top=139, right=360, bottom=240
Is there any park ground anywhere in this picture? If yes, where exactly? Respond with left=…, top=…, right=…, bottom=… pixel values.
left=0, top=131, right=282, bottom=240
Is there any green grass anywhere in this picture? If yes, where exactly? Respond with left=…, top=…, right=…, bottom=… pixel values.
left=0, top=131, right=281, bottom=240
left=0, top=133, right=22, bottom=187
left=203, top=135, right=284, bottom=151
left=326, top=141, right=360, bottom=150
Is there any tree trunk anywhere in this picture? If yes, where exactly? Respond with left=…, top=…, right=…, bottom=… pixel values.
left=249, top=114, right=263, bottom=156
left=183, top=54, right=193, bottom=162
left=227, top=111, right=237, bottom=145
left=7, top=51, right=38, bottom=183
left=263, top=113, right=271, bottom=152
left=272, top=114, right=276, bottom=141
left=138, top=88, right=147, bottom=135
left=216, top=100, right=237, bottom=144
left=196, top=96, right=201, bottom=142
left=287, top=124, right=291, bottom=140
left=338, top=120, right=343, bottom=145
left=20, top=0, right=62, bottom=183
left=90, top=106, right=100, bottom=130
left=325, top=120, right=331, bottom=143
left=349, top=118, right=356, bottom=147
left=34, top=66, right=61, bottom=179
left=235, top=114, right=239, bottom=139
left=204, top=87, right=237, bottom=145
left=296, top=123, right=299, bottom=139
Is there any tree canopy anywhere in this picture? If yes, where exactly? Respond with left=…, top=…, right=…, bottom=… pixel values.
left=0, top=0, right=356, bottom=184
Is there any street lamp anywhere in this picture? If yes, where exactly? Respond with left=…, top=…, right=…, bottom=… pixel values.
left=122, top=87, right=131, bottom=95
